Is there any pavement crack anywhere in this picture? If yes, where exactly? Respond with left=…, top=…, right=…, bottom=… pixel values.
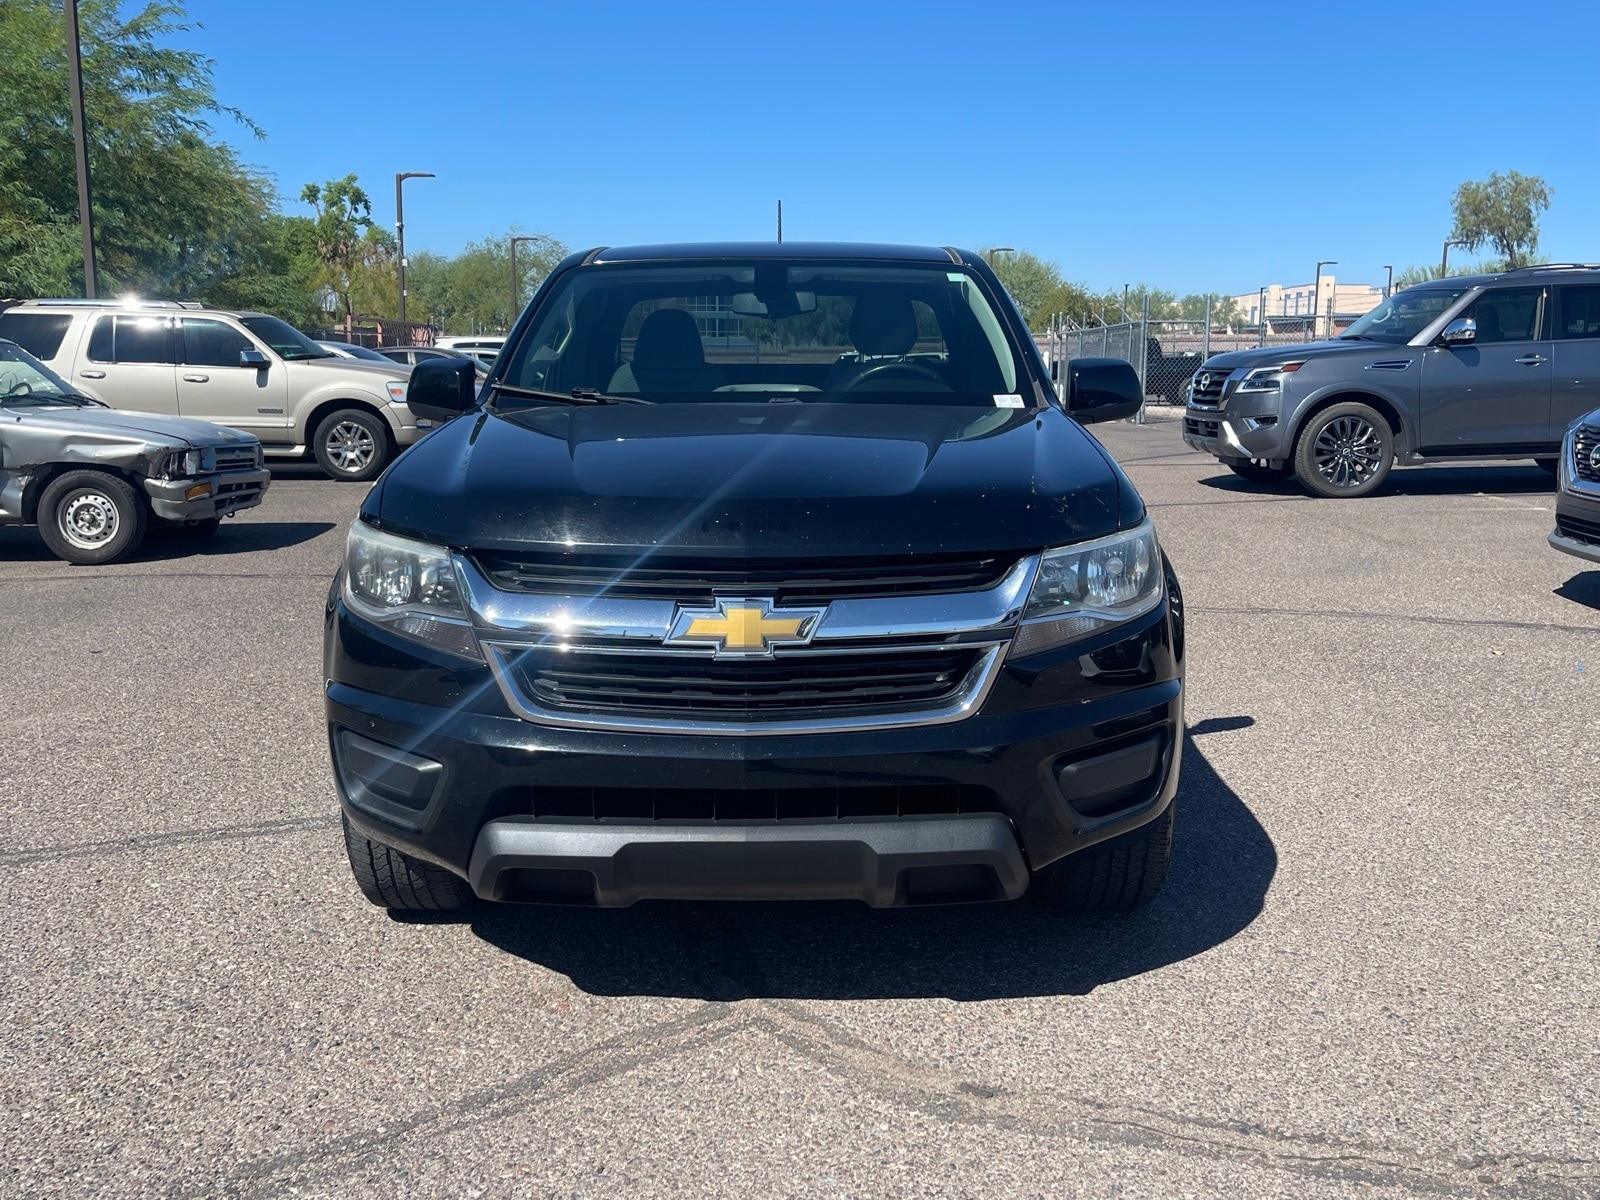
left=1192, top=603, right=1600, bottom=636
left=0, top=814, right=340, bottom=868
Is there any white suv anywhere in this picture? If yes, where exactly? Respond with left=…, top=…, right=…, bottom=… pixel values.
left=0, top=300, right=426, bottom=481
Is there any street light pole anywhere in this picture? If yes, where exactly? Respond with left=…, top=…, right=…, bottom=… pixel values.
left=64, top=0, right=97, bottom=298
left=394, top=171, right=434, bottom=327
left=1257, top=286, right=1267, bottom=344
left=509, top=235, right=539, bottom=327
left=1313, top=260, right=1337, bottom=339
left=1382, top=264, right=1394, bottom=299
left=986, top=246, right=1015, bottom=267
left=1440, top=239, right=1468, bottom=278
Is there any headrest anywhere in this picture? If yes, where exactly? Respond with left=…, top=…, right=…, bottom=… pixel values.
left=849, top=294, right=917, bottom=357
left=633, top=309, right=706, bottom=371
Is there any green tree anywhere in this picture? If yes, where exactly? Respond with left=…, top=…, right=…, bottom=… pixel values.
left=300, top=175, right=380, bottom=323
left=0, top=0, right=274, bottom=299
left=1177, top=293, right=1242, bottom=327
left=406, top=230, right=567, bottom=335
left=1450, top=171, right=1552, bottom=270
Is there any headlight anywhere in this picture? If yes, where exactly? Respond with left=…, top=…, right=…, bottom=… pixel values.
left=342, top=520, right=478, bottom=659
left=1009, top=520, right=1163, bottom=658
left=157, top=448, right=214, bottom=478
left=385, top=381, right=408, bottom=403
left=1235, top=362, right=1304, bottom=393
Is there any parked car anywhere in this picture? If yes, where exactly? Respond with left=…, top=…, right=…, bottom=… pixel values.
left=0, top=337, right=268, bottom=563
left=376, top=345, right=492, bottom=379
left=327, top=242, right=1184, bottom=915
left=315, top=340, right=394, bottom=364
left=1550, top=409, right=1600, bottom=565
left=1181, top=265, right=1600, bottom=497
left=0, top=300, right=423, bottom=481
left=434, top=335, right=505, bottom=364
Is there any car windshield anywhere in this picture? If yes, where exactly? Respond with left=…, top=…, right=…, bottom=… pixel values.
left=498, top=259, right=1024, bottom=406
left=240, top=314, right=329, bottom=360
left=0, top=341, right=101, bottom=407
left=1340, top=286, right=1468, bottom=345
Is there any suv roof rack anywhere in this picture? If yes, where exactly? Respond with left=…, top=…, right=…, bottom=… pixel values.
left=10, top=297, right=214, bottom=310
left=1505, top=263, right=1600, bottom=274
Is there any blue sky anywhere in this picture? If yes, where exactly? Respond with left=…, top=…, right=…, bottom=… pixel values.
left=185, top=0, right=1599, bottom=295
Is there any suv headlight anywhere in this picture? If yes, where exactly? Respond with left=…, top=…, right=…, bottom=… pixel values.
left=1235, top=362, right=1304, bottom=393
left=342, top=520, right=478, bottom=659
left=385, top=381, right=409, bottom=403
left=1009, top=520, right=1163, bottom=658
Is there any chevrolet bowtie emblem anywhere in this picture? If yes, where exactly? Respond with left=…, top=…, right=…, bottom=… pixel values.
left=667, top=597, right=824, bottom=657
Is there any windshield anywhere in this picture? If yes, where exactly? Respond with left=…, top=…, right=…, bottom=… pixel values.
left=0, top=341, right=100, bottom=407
left=240, top=315, right=328, bottom=360
left=498, top=260, right=1024, bottom=406
left=1340, top=286, right=1468, bottom=345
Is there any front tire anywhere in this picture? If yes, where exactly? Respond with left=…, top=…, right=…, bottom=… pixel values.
left=313, top=408, right=392, bottom=482
left=342, top=814, right=475, bottom=911
left=37, top=470, right=148, bottom=564
left=1031, top=803, right=1175, bottom=912
left=1293, top=402, right=1394, bottom=498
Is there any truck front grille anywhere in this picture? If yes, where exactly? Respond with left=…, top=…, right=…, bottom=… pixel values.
left=525, top=781, right=1001, bottom=821
left=1574, top=425, right=1600, bottom=484
left=1188, top=371, right=1227, bottom=406
left=508, top=646, right=979, bottom=720
left=471, top=550, right=1018, bottom=605
left=214, top=445, right=259, bottom=472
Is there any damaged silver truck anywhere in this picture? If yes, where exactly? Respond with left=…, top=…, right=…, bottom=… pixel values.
left=0, top=338, right=269, bottom=564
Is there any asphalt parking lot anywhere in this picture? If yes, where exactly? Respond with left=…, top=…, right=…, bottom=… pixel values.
left=3, top=412, right=1598, bottom=1199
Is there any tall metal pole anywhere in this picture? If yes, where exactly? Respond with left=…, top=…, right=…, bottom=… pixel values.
left=776, top=200, right=782, bottom=243
left=1257, top=286, right=1267, bottom=346
left=1313, top=260, right=1337, bottom=339
left=1440, top=239, right=1467, bottom=278
left=1382, top=264, right=1394, bottom=299
left=64, top=0, right=97, bottom=298
left=986, top=247, right=1015, bottom=267
left=394, top=171, right=434, bottom=327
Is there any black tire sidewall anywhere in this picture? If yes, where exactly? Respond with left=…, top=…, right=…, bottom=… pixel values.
left=313, top=409, right=392, bottom=482
left=37, top=470, right=149, bottom=564
left=1293, top=402, right=1394, bottom=498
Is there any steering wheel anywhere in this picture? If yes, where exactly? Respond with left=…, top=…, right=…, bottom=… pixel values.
left=839, top=360, right=946, bottom=391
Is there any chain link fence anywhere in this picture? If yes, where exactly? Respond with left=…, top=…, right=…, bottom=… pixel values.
left=1039, top=305, right=1322, bottom=413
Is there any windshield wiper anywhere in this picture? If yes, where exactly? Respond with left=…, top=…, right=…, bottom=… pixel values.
left=1, top=390, right=102, bottom=407
left=487, top=382, right=650, bottom=406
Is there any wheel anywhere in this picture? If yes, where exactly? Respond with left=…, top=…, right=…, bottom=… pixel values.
left=313, top=408, right=391, bottom=482
left=1534, top=457, right=1560, bottom=475
left=1225, top=458, right=1294, bottom=483
left=1031, top=803, right=1175, bottom=912
left=173, top=517, right=221, bottom=539
left=342, top=814, right=475, bottom=911
left=1292, top=402, right=1394, bottom=498
left=36, top=470, right=148, bottom=564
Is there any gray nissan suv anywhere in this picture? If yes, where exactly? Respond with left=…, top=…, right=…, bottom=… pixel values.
left=1182, top=265, right=1600, bottom=497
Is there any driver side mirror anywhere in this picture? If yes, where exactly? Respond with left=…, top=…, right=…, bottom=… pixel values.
left=1439, top=317, right=1476, bottom=346
left=406, top=356, right=478, bottom=423
left=1064, top=357, right=1142, bottom=424
left=239, top=349, right=269, bottom=369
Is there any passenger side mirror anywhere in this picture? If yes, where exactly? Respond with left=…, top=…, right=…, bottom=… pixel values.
left=406, top=356, right=478, bottom=423
left=1439, top=317, right=1476, bottom=346
left=239, top=349, right=269, bottom=369
left=1064, top=357, right=1142, bottom=424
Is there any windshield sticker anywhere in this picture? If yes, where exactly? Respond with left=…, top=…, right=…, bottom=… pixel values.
left=993, top=394, right=1024, bottom=408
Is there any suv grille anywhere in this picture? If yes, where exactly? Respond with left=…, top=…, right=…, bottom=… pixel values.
left=473, top=551, right=1018, bottom=604
left=507, top=646, right=980, bottom=720
left=525, top=782, right=1001, bottom=821
left=1574, top=425, right=1600, bottom=484
left=1188, top=370, right=1227, bottom=407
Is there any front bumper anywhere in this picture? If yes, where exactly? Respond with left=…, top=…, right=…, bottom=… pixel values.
left=1181, top=400, right=1290, bottom=464
left=1551, top=485, right=1600, bottom=564
left=326, top=597, right=1184, bottom=908
left=143, top=467, right=270, bottom=521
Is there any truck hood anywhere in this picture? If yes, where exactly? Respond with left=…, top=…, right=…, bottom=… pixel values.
left=14, top=406, right=259, bottom=447
left=368, top=402, right=1134, bottom=557
left=1200, top=338, right=1406, bottom=373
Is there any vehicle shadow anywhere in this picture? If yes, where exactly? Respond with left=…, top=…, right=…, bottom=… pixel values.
left=1196, top=462, right=1556, bottom=498
left=0, top=521, right=336, bottom=563
left=457, top=729, right=1275, bottom=1001
left=1554, top=571, right=1600, bottom=613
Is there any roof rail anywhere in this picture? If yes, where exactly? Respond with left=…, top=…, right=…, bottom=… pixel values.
left=1507, top=263, right=1600, bottom=273
left=13, top=297, right=190, bottom=309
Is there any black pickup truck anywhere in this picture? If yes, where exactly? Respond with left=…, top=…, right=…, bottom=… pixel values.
left=326, top=243, right=1185, bottom=914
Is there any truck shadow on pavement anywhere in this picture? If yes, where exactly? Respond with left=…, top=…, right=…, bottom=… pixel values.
left=1554, top=571, right=1600, bottom=612
left=464, top=727, right=1275, bottom=1001
left=1196, top=462, right=1556, bottom=498
left=0, top=521, right=334, bottom=562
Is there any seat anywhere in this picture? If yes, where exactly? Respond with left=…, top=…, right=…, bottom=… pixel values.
left=608, top=309, right=725, bottom=393
left=824, top=295, right=919, bottom=391
left=1475, top=306, right=1504, bottom=344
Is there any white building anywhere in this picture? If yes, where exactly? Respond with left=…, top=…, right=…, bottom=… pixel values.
left=1231, top=278, right=1385, bottom=329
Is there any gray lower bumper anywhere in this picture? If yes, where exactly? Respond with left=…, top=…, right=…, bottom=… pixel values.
left=466, top=814, right=1030, bottom=907
left=1549, top=530, right=1600, bottom=564
left=143, top=468, right=270, bottom=521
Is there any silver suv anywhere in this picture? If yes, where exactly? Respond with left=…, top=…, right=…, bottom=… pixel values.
left=1182, top=264, right=1600, bottom=497
left=0, top=300, right=424, bottom=481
